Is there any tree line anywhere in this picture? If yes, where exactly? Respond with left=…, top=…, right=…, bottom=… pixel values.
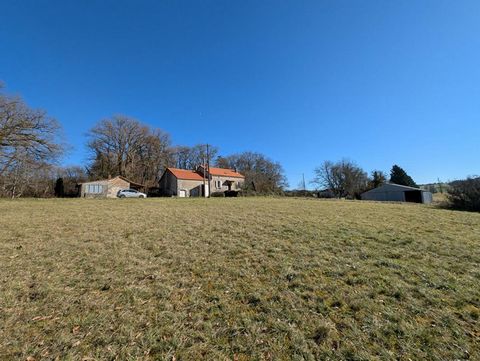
left=0, top=84, right=287, bottom=197
left=1, top=83, right=478, bottom=210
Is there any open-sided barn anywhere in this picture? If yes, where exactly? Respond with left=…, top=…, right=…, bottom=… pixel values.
left=361, top=183, right=433, bottom=204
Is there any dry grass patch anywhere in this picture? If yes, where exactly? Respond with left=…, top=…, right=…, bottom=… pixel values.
left=0, top=198, right=479, bottom=360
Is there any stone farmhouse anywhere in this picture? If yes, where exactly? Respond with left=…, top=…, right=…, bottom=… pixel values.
left=159, top=166, right=245, bottom=197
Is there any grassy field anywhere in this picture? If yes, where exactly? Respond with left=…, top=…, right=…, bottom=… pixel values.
left=0, top=198, right=479, bottom=360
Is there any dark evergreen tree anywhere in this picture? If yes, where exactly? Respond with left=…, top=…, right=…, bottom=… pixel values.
left=54, top=177, right=64, bottom=197
left=389, top=165, right=418, bottom=188
left=370, top=170, right=387, bottom=188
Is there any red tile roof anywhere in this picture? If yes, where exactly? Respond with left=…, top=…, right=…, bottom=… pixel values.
left=167, top=168, right=204, bottom=181
left=208, top=167, right=244, bottom=178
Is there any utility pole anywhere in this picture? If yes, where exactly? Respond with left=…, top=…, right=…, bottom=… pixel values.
left=202, top=151, right=206, bottom=197
left=206, top=144, right=210, bottom=198
left=302, top=173, right=306, bottom=196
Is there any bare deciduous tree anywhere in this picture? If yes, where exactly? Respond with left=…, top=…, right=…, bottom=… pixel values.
left=171, top=144, right=218, bottom=170
left=312, top=159, right=368, bottom=198
left=216, top=152, right=288, bottom=194
left=0, top=90, right=62, bottom=178
left=0, top=86, right=63, bottom=198
left=136, top=129, right=173, bottom=186
left=87, top=115, right=171, bottom=187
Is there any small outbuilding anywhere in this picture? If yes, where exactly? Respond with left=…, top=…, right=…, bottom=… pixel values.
left=79, top=176, right=144, bottom=198
left=361, top=183, right=433, bottom=204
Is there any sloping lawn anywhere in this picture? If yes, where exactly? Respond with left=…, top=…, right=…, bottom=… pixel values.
left=0, top=198, right=479, bottom=360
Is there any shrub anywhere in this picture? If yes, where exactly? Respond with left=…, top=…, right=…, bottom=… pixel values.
left=54, top=178, right=64, bottom=198
left=446, top=177, right=480, bottom=212
left=210, top=191, right=225, bottom=197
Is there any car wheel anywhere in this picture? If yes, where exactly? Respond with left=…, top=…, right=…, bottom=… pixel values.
left=139, top=195, right=145, bottom=198
left=119, top=195, right=126, bottom=198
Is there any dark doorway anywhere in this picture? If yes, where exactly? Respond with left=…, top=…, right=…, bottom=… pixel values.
left=224, top=180, right=233, bottom=191
left=404, top=190, right=422, bottom=203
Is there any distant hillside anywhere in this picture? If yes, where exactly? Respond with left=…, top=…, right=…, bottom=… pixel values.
left=420, top=176, right=480, bottom=193
left=419, top=182, right=449, bottom=193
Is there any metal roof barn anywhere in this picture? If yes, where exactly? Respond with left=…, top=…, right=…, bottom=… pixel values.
left=361, top=183, right=433, bottom=204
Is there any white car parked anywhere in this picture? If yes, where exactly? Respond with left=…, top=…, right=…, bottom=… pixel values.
left=117, top=189, right=147, bottom=198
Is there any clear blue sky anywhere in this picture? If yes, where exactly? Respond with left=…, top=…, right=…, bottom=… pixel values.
left=1, top=1, right=479, bottom=187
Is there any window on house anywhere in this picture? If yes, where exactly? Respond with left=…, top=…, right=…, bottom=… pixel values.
left=86, top=184, right=103, bottom=194
left=217, top=180, right=222, bottom=188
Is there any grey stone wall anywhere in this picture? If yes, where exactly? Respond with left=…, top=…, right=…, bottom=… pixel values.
left=159, top=171, right=178, bottom=196
left=210, top=175, right=244, bottom=193
left=177, top=179, right=206, bottom=197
